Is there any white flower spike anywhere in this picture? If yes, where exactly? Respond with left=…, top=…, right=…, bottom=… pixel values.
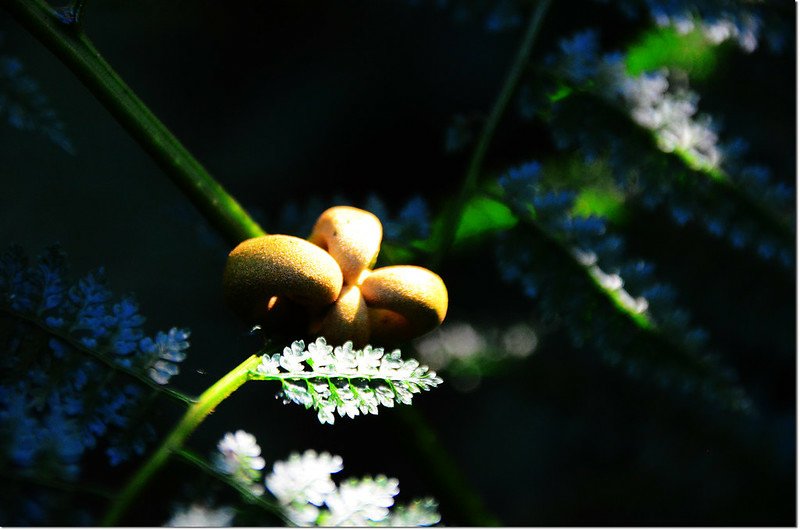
left=213, top=430, right=267, bottom=494
left=265, top=449, right=441, bottom=527
left=253, top=337, right=442, bottom=424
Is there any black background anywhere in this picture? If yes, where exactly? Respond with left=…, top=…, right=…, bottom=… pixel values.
left=0, top=0, right=795, bottom=525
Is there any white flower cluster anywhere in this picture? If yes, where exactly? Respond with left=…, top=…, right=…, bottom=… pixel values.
left=573, top=249, right=649, bottom=316
left=174, top=433, right=440, bottom=527
left=265, top=449, right=440, bottom=527
left=595, top=54, right=722, bottom=170
left=254, top=338, right=443, bottom=424
left=214, top=430, right=266, bottom=494
left=651, top=11, right=760, bottom=52
left=550, top=31, right=725, bottom=172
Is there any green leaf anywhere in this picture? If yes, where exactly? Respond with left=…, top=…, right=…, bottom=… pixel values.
left=379, top=242, right=416, bottom=265
left=548, top=83, right=573, bottom=102
left=626, top=26, right=719, bottom=80
left=454, top=196, right=518, bottom=245
left=571, top=187, right=627, bottom=223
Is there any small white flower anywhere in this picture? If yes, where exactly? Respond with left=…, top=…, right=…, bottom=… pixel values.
left=257, top=353, right=281, bottom=375
left=393, top=384, right=414, bottom=405
left=265, top=450, right=441, bottom=527
left=214, top=430, right=266, bottom=494
left=336, top=398, right=360, bottom=419
left=387, top=498, right=442, bottom=527
left=215, top=431, right=264, bottom=470
left=166, top=503, right=235, bottom=527
left=353, top=386, right=380, bottom=415
left=322, top=475, right=400, bottom=526
left=317, top=403, right=336, bottom=425
left=266, top=450, right=343, bottom=507
left=148, top=360, right=179, bottom=385
left=311, top=380, right=331, bottom=400
left=332, top=342, right=357, bottom=374
left=280, top=341, right=309, bottom=373
left=284, top=503, right=321, bottom=527
left=375, top=385, right=395, bottom=408
left=354, top=345, right=382, bottom=375
left=282, top=381, right=313, bottom=407
left=379, top=350, right=404, bottom=376
left=308, top=337, right=335, bottom=369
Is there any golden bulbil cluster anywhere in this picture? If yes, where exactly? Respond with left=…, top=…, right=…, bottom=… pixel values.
left=222, top=206, right=448, bottom=346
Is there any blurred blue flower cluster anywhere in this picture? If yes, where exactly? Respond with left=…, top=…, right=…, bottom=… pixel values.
left=526, top=28, right=794, bottom=269
left=596, top=0, right=787, bottom=52
left=493, top=161, right=749, bottom=411
left=406, top=0, right=524, bottom=33
left=0, top=35, right=73, bottom=153
left=0, top=246, right=190, bottom=524
left=276, top=194, right=432, bottom=247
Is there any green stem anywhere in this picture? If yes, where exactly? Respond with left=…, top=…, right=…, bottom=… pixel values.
left=487, top=189, right=749, bottom=410
left=0, top=306, right=195, bottom=405
left=100, top=354, right=262, bottom=526
left=0, top=0, right=266, bottom=246
left=4, top=0, right=506, bottom=525
left=397, top=407, right=499, bottom=526
left=433, top=0, right=551, bottom=267
left=174, top=448, right=292, bottom=525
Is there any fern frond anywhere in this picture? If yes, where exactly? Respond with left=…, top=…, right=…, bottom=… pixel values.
left=251, top=337, right=443, bottom=425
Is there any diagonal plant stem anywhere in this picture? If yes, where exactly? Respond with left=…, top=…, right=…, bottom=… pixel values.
left=5, top=0, right=504, bottom=525
left=397, top=407, right=499, bottom=526
left=101, top=354, right=263, bottom=526
left=0, top=0, right=266, bottom=247
left=433, top=0, right=552, bottom=268
left=0, top=306, right=196, bottom=404
left=174, top=448, right=292, bottom=525
left=484, top=187, right=750, bottom=411
left=544, top=87, right=794, bottom=247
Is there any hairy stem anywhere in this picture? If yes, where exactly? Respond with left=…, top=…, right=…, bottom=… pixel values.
left=100, top=354, right=262, bottom=526
left=0, top=0, right=266, bottom=246
left=433, top=0, right=551, bottom=267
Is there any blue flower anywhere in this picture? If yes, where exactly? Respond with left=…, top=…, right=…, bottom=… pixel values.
left=109, top=297, right=145, bottom=359
left=140, top=327, right=191, bottom=384
left=484, top=0, right=522, bottom=33
left=549, top=29, right=600, bottom=85
left=0, top=245, right=192, bottom=484
left=0, top=53, right=74, bottom=153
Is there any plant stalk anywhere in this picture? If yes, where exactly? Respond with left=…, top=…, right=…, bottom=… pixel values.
left=4, top=0, right=506, bottom=525
left=174, top=448, right=292, bottom=525
left=100, top=354, right=262, bottom=526
left=397, top=407, right=499, bottom=526
left=0, top=306, right=196, bottom=404
left=0, top=0, right=266, bottom=247
left=433, top=0, right=551, bottom=267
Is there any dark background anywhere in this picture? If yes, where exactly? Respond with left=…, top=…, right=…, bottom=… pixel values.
left=0, top=0, right=795, bottom=525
